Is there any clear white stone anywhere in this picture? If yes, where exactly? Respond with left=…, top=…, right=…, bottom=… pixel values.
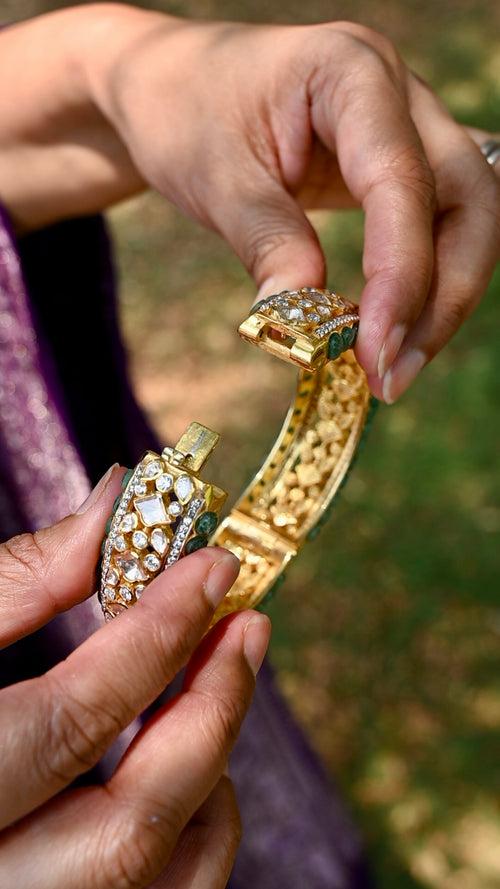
left=308, top=312, right=321, bottom=323
left=120, top=513, right=138, bottom=532
left=135, top=494, right=169, bottom=526
left=168, top=501, right=182, bottom=517
left=119, top=586, right=133, bottom=602
left=104, top=586, right=116, bottom=600
left=132, top=530, right=148, bottom=550
left=135, top=584, right=145, bottom=599
left=134, top=481, right=148, bottom=495
left=151, top=528, right=168, bottom=554
left=309, top=290, right=331, bottom=305
left=143, top=553, right=161, bottom=573
left=156, top=473, right=173, bottom=493
left=116, top=551, right=149, bottom=582
left=143, top=460, right=162, bottom=479
left=318, top=305, right=331, bottom=316
left=278, top=305, right=305, bottom=322
left=298, top=299, right=314, bottom=307
left=114, top=535, right=127, bottom=553
left=174, top=475, right=195, bottom=503
left=106, top=568, right=119, bottom=587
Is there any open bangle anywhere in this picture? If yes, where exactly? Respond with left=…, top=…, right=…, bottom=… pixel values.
left=98, top=287, right=375, bottom=622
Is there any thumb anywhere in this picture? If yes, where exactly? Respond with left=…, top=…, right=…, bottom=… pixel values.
left=0, top=464, right=123, bottom=647
left=216, top=174, right=326, bottom=300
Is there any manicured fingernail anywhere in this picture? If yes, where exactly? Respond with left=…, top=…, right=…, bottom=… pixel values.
left=76, top=464, right=119, bottom=514
left=204, top=551, right=241, bottom=609
left=382, top=348, right=426, bottom=404
left=243, top=613, right=271, bottom=676
left=377, top=323, right=407, bottom=379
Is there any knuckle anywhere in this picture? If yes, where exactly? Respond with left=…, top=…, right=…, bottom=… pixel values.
left=96, top=802, right=184, bottom=889
left=377, top=149, right=436, bottom=211
left=434, top=140, right=500, bottom=215
left=38, top=676, right=124, bottom=785
left=147, top=603, right=201, bottom=680
left=0, top=531, right=50, bottom=591
left=332, top=21, right=400, bottom=65
left=130, top=593, right=205, bottom=689
left=436, top=292, right=472, bottom=341
left=199, top=689, right=250, bottom=758
left=245, top=216, right=323, bottom=282
left=245, top=220, right=292, bottom=274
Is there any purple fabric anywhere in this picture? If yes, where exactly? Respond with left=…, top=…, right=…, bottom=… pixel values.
left=0, top=204, right=372, bottom=887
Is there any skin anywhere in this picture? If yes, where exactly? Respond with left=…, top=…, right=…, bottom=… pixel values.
left=0, top=7, right=498, bottom=884
left=0, top=5, right=498, bottom=403
left=0, top=465, right=271, bottom=887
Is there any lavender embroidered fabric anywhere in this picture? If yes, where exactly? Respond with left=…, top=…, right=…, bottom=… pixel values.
left=0, top=204, right=371, bottom=888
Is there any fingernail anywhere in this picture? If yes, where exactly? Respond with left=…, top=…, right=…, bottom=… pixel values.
left=382, top=348, right=426, bottom=404
left=243, top=613, right=271, bottom=676
left=75, top=464, right=119, bottom=515
left=377, top=323, right=407, bottom=379
left=204, top=550, right=241, bottom=609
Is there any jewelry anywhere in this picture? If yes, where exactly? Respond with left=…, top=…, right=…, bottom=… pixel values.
left=480, top=139, right=500, bottom=167
left=99, top=287, right=375, bottom=622
left=98, top=423, right=227, bottom=620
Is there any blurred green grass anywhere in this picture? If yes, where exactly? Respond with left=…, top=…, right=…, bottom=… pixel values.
left=3, top=0, right=500, bottom=885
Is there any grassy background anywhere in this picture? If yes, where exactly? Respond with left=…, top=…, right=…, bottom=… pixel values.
left=2, top=1, right=500, bottom=886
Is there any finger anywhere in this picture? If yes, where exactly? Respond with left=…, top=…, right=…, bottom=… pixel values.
left=0, top=463, right=123, bottom=647
left=0, top=612, right=268, bottom=889
left=210, top=161, right=327, bottom=299
left=148, top=776, right=241, bottom=889
left=0, top=546, right=240, bottom=828
left=309, top=29, right=436, bottom=380
left=466, top=127, right=500, bottom=176
left=379, top=80, right=500, bottom=402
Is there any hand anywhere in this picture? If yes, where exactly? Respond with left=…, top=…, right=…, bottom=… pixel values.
left=0, top=6, right=498, bottom=402
left=88, top=9, right=500, bottom=402
left=0, top=465, right=270, bottom=889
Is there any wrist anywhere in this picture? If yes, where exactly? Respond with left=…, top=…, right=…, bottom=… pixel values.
left=74, top=4, right=180, bottom=128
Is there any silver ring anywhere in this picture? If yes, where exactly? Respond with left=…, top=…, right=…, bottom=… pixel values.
left=480, top=139, right=500, bottom=167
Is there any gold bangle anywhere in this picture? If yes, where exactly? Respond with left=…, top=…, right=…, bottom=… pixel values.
left=98, top=287, right=375, bottom=622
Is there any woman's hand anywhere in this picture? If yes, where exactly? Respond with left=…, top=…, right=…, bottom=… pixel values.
left=0, top=465, right=270, bottom=889
left=0, top=6, right=498, bottom=402
left=88, top=9, right=500, bottom=403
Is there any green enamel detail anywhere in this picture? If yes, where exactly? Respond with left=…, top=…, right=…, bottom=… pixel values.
left=328, top=324, right=358, bottom=361
left=121, top=468, right=134, bottom=490
left=100, top=538, right=107, bottom=556
left=112, top=495, right=121, bottom=514
left=327, top=332, right=344, bottom=360
left=105, top=516, right=113, bottom=535
left=185, top=534, right=208, bottom=554
left=195, top=511, right=218, bottom=536
left=342, top=323, right=358, bottom=349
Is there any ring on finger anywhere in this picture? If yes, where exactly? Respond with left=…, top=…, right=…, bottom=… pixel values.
left=480, top=139, right=500, bottom=167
